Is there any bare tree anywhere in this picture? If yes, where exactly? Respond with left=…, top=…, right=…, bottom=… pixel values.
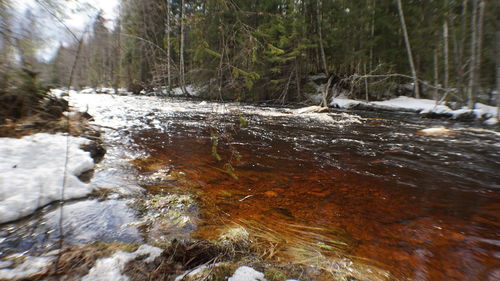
left=396, top=0, right=420, bottom=99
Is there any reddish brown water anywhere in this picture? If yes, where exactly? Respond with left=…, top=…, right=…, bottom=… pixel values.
left=130, top=105, right=500, bottom=281
left=5, top=95, right=496, bottom=280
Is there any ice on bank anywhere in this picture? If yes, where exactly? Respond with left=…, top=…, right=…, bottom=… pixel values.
left=0, top=133, right=95, bottom=224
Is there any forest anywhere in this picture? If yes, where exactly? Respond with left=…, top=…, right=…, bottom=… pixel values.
left=1, top=0, right=499, bottom=111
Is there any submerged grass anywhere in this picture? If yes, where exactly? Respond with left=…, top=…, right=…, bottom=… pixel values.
left=128, top=153, right=390, bottom=281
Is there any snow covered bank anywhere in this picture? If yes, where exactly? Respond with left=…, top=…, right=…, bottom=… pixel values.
left=0, top=133, right=95, bottom=224
left=331, top=96, right=499, bottom=125
left=82, top=244, right=162, bottom=281
left=0, top=250, right=60, bottom=280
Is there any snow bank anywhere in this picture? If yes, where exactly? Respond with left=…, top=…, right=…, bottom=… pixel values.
left=170, top=85, right=203, bottom=96
left=82, top=244, right=162, bottom=281
left=370, top=96, right=452, bottom=114
left=0, top=133, right=95, bottom=224
left=331, top=96, right=499, bottom=124
left=49, top=89, right=67, bottom=98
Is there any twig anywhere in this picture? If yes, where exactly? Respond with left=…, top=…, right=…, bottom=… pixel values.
left=238, top=195, right=254, bottom=202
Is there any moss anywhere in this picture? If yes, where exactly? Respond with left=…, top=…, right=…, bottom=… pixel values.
left=90, top=241, right=140, bottom=256
left=264, top=267, right=288, bottom=281
left=207, top=263, right=239, bottom=281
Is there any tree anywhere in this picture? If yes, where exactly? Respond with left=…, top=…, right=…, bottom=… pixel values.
left=396, top=0, right=420, bottom=99
left=179, top=0, right=186, bottom=94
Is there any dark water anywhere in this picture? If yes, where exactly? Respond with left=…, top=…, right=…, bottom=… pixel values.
left=2, top=94, right=499, bottom=280
left=127, top=98, right=500, bottom=281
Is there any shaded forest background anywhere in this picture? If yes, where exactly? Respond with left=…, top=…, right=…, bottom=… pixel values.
left=1, top=0, right=499, bottom=111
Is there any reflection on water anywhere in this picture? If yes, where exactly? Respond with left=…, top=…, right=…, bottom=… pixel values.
left=0, top=199, right=142, bottom=257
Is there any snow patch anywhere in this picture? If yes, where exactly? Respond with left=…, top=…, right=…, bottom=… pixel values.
left=331, top=98, right=363, bottom=109
left=0, top=251, right=59, bottom=280
left=484, top=117, right=499, bottom=126
left=0, top=133, right=95, bottom=224
left=228, top=266, right=266, bottom=281
left=49, top=88, right=67, bottom=98
left=82, top=244, right=163, bottom=281
left=171, top=85, right=203, bottom=96
left=371, top=96, right=451, bottom=114
left=331, top=95, right=500, bottom=123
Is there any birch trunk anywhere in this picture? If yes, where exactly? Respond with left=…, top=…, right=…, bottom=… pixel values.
left=396, top=0, right=420, bottom=99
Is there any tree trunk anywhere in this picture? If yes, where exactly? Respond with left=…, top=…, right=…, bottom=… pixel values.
left=467, top=0, right=479, bottom=108
left=321, top=75, right=334, bottom=108
left=456, top=0, right=468, bottom=97
left=475, top=0, right=486, bottom=99
left=434, top=48, right=439, bottom=100
left=166, top=0, right=171, bottom=92
left=113, top=22, right=121, bottom=95
left=316, top=0, right=328, bottom=76
left=443, top=21, right=449, bottom=90
left=364, top=63, right=369, bottom=101
left=496, top=31, right=500, bottom=117
left=396, top=0, right=420, bottom=99
left=295, top=58, right=301, bottom=101
left=369, top=0, right=376, bottom=71
left=179, top=0, right=186, bottom=94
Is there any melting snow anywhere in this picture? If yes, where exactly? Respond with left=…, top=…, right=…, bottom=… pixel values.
left=331, top=96, right=499, bottom=124
left=82, top=244, right=162, bottom=281
left=228, top=266, right=266, bottom=281
left=0, top=133, right=95, bottom=224
left=0, top=251, right=60, bottom=280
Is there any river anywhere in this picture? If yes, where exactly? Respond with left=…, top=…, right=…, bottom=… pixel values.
left=1, top=93, right=499, bottom=281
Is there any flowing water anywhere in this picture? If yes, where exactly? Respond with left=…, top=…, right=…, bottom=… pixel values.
left=1, top=93, right=499, bottom=280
